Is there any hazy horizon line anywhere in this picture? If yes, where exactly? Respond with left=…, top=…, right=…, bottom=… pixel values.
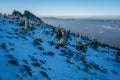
left=40, top=15, right=120, bottom=19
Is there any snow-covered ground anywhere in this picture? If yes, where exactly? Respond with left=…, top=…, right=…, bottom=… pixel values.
left=0, top=11, right=120, bottom=80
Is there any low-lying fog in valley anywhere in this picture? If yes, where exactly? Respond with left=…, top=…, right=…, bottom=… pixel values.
left=42, top=17, right=120, bottom=48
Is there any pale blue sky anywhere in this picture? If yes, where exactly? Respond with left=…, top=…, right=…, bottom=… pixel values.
left=0, top=0, right=120, bottom=17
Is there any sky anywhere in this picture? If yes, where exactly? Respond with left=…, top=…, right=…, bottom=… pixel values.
left=0, top=0, right=120, bottom=17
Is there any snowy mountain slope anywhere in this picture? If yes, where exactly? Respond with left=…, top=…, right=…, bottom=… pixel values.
left=0, top=11, right=120, bottom=80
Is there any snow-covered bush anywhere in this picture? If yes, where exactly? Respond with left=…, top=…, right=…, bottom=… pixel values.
left=57, top=29, right=64, bottom=39
left=116, top=51, right=120, bottom=61
left=65, top=30, right=71, bottom=40
left=0, top=13, right=2, bottom=17
left=33, top=39, right=42, bottom=46
left=77, top=32, right=82, bottom=38
left=24, top=17, right=28, bottom=32
left=76, top=42, right=88, bottom=53
left=3, top=14, right=8, bottom=18
left=56, top=38, right=64, bottom=49
left=29, top=21, right=35, bottom=31
left=36, top=20, right=41, bottom=26
left=54, top=25, right=65, bottom=39
left=1, top=43, right=6, bottom=50
left=51, top=25, right=65, bottom=47
left=116, top=51, right=120, bottom=56
left=37, top=30, right=43, bottom=42
left=91, top=38, right=99, bottom=50
left=19, top=18, right=25, bottom=26
left=50, top=34, right=56, bottom=45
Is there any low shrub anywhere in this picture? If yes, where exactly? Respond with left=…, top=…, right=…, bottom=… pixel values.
left=40, top=71, right=49, bottom=78
left=1, top=43, right=6, bottom=50
left=32, top=62, right=40, bottom=67
left=8, top=59, right=19, bottom=66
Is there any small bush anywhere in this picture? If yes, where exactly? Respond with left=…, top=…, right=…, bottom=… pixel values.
left=91, top=39, right=99, bottom=50
left=48, top=51, right=54, bottom=56
left=19, top=20, right=25, bottom=26
left=116, top=51, right=120, bottom=61
left=39, top=59, right=46, bottom=64
left=0, top=76, right=2, bottom=79
left=42, top=52, right=54, bottom=56
left=66, top=59, right=74, bottom=64
left=32, top=62, right=40, bottom=67
left=29, top=25, right=35, bottom=31
left=15, top=74, right=23, bottom=80
left=33, top=39, right=42, bottom=46
left=76, top=65, right=81, bottom=70
left=44, top=31, right=49, bottom=35
left=10, top=48, right=15, bottom=51
left=32, top=53, right=38, bottom=55
left=60, top=49, right=67, bottom=56
left=116, top=51, right=120, bottom=56
left=56, top=43, right=64, bottom=49
left=42, top=52, right=47, bottom=55
left=22, top=65, right=32, bottom=76
left=50, top=41, right=54, bottom=45
left=76, top=42, right=88, bottom=53
left=93, top=64, right=101, bottom=70
left=6, top=54, right=14, bottom=59
left=30, top=56, right=38, bottom=62
left=22, top=59, right=28, bottom=64
left=1, top=43, right=6, bottom=50
left=101, top=68, right=107, bottom=73
left=84, top=68, right=89, bottom=72
left=38, top=46, right=44, bottom=50
left=68, top=53, right=74, bottom=57
left=40, top=71, right=49, bottom=78
left=8, top=59, right=19, bottom=66
left=61, top=49, right=66, bottom=54
left=55, top=44, right=60, bottom=49
left=84, top=78, right=88, bottom=80
left=112, top=70, right=118, bottom=75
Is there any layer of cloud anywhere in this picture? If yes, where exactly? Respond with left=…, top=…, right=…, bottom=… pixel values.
left=99, top=30, right=104, bottom=34
left=101, top=25, right=117, bottom=30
